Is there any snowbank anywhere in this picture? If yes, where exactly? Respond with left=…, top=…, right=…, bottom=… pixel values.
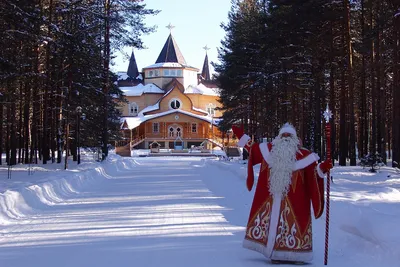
left=0, top=153, right=136, bottom=226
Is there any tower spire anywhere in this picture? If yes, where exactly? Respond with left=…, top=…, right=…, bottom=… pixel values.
left=201, top=45, right=211, bottom=81
left=155, top=25, right=186, bottom=65
left=127, top=49, right=139, bottom=79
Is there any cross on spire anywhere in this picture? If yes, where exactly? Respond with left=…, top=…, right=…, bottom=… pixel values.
left=203, top=45, right=210, bottom=54
left=166, top=23, right=175, bottom=33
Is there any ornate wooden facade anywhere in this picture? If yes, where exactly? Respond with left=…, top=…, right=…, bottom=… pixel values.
left=115, top=30, right=227, bottom=156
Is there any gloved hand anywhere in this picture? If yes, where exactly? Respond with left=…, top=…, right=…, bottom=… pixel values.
left=320, top=159, right=333, bottom=173
left=232, top=124, right=244, bottom=139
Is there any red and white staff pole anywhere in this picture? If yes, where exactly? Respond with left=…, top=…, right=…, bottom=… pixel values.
left=323, top=104, right=333, bottom=265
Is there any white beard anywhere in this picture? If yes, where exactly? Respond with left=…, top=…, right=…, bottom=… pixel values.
left=268, top=135, right=300, bottom=198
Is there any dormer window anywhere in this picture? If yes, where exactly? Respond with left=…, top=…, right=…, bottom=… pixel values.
left=170, top=98, right=181, bottom=109
left=206, top=103, right=216, bottom=116
left=129, top=102, right=139, bottom=116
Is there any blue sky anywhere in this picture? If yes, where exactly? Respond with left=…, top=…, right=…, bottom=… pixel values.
left=112, top=0, right=232, bottom=75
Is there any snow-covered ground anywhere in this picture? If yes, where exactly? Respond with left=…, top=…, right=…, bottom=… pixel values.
left=0, top=151, right=399, bottom=267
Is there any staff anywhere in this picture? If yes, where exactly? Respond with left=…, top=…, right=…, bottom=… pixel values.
left=323, top=104, right=333, bottom=265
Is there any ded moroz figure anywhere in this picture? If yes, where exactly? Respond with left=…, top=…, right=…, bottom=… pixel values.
left=232, top=123, right=332, bottom=265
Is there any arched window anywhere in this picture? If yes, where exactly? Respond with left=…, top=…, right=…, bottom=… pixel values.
left=129, top=102, right=139, bottom=116
left=169, top=98, right=182, bottom=110
left=206, top=103, right=216, bottom=116
left=168, top=125, right=183, bottom=138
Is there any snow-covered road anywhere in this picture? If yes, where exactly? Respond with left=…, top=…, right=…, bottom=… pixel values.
left=1, top=156, right=399, bottom=267
left=0, top=157, right=263, bottom=267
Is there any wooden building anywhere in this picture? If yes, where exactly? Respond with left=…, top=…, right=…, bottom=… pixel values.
left=115, top=29, right=226, bottom=156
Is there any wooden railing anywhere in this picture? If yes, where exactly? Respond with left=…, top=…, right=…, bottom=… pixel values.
left=130, top=135, right=145, bottom=148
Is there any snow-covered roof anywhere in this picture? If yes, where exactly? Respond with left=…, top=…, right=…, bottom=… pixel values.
left=143, top=62, right=199, bottom=70
left=118, top=72, right=129, bottom=80
left=138, top=102, right=159, bottom=116
left=184, top=83, right=220, bottom=96
left=120, top=83, right=164, bottom=96
left=144, top=62, right=183, bottom=68
left=121, top=109, right=220, bottom=130
left=117, top=71, right=142, bottom=81
left=192, top=107, right=209, bottom=115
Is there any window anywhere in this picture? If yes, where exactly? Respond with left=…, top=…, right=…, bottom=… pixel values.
left=169, top=127, right=174, bottom=137
left=147, top=70, right=159, bottom=77
left=129, top=102, right=139, bottom=116
left=162, top=69, right=181, bottom=77
left=176, top=127, right=181, bottom=137
left=153, top=122, right=159, bottom=133
left=206, top=103, right=216, bottom=116
left=170, top=99, right=181, bottom=109
left=191, top=123, right=197, bottom=133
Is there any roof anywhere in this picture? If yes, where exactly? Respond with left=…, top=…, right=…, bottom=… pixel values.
left=143, top=62, right=198, bottom=70
left=117, top=71, right=142, bottom=81
left=201, top=53, right=211, bottom=81
left=138, top=102, right=159, bottom=116
left=121, top=109, right=220, bottom=130
left=127, top=50, right=140, bottom=79
left=155, top=33, right=187, bottom=65
left=184, top=83, right=220, bottom=96
left=119, top=83, right=164, bottom=96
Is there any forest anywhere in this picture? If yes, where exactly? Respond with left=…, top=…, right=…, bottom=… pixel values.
left=0, top=0, right=156, bottom=167
left=214, top=0, right=400, bottom=167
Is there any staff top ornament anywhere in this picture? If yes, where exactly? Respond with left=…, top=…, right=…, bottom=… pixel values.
left=323, top=104, right=333, bottom=123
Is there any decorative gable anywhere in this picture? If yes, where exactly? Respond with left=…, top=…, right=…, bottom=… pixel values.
left=142, top=79, right=207, bottom=116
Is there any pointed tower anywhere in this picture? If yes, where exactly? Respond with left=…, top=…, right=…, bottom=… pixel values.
left=143, top=23, right=199, bottom=89
left=201, top=45, right=211, bottom=81
left=127, top=49, right=140, bottom=79
left=155, top=33, right=187, bottom=65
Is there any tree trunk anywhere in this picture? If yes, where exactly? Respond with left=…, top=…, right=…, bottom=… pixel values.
left=339, top=25, right=348, bottom=166
left=42, top=0, right=53, bottom=164
left=329, top=20, right=337, bottom=163
left=24, top=81, right=30, bottom=164
left=102, top=0, right=111, bottom=160
left=360, top=0, right=368, bottom=158
left=344, top=0, right=356, bottom=165
left=393, top=8, right=400, bottom=167
left=369, top=0, right=377, bottom=156
left=375, top=0, right=386, bottom=163
left=0, top=102, right=3, bottom=165
left=10, top=99, right=17, bottom=165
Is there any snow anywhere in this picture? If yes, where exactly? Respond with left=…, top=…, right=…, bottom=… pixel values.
left=117, top=71, right=129, bottom=80
left=144, top=62, right=184, bottom=68
left=121, top=109, right=220, bottom=130
left=117, top=72, right=143, bottom=81
left=192, top=106, right=209, bottom=114
left=138, top=102, right=160, bottom=116
left=1, top=152, right=399, bottom=267
left=120, top=83, right=164, bottom=96
left=143, top=62, right=199, bottom=70
left=185, top=83, right=220, bottom=96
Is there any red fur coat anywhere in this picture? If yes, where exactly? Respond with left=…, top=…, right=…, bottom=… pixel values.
left=239, top=137, right=325, bottom=262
